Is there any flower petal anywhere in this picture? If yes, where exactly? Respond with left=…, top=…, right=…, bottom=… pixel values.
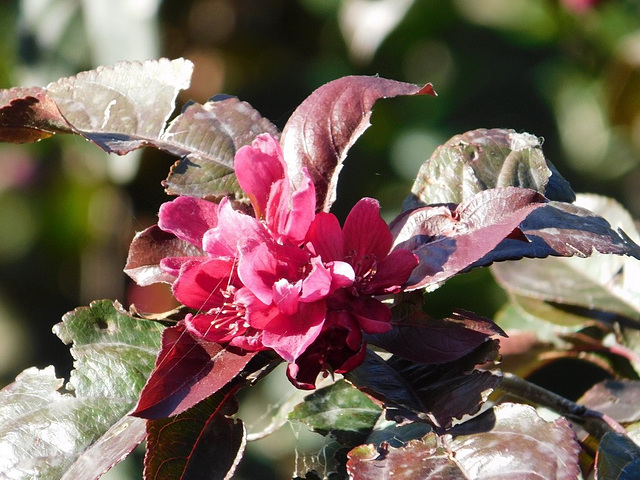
left=343, top=197, right=392, bottom=262
left=261, top=301, right=326, bottom=362
left=350, top=296, right=392, bottom=334
left=235, top=134, right=286, bottom=219
left=306, top=212, right=344, bottom=262
left=158, top=196, right=219, bottom=248
left=172, top=258, right=237, bottom=311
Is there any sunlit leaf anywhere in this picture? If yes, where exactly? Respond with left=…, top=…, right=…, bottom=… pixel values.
left=347, top=433, right=464, bottom=479
left=289, top=380, right=382, bottom=444
left=0, top=87, right=72, bottom=142
left=133, top=323, right=257, bottom=419
left=45, top=58, right=192, bottom=153
left=449, top=403, right=581, bottom=479
left=281, top=75, right=435, bottom=212
left=0, top=300, right=163, bottom=479
left=145, top=389, right=245, bottom=480
left=391, top=187, right=546, bottom=289
left=580, top=380, right=640, bottom=424
left=405, top=128, right=575, bottom=209
left=163, top=95, right=279, bottom=200
left=492, top=194, right=640, bottom=323
left=124, top=225, right=205, bottom=286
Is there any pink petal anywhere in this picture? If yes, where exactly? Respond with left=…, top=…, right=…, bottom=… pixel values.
left=343, top=197, right=392, bottom=261
left=158, top=196, right=219, bottom=247
left=360, top=249, right=418, bottom=295
left=172, top=258, right=236, bottom=311
left=299, top=256, right=333, bottom=302
left=235, top=134, right=286, bottom=219
left=160, top=256, right=206, bottom=278
left=261, top=301, right=327, bottom=362
left=327, top=261, right=355, bottom=291
left=202, top=198, right=269, bottom=257
left=273, top=278, right=302, bottom=315
left=266, top=171, right=316, bottom=244
left=306, top=212, right=344, bottom=262
left=237, top=242, right=279, bottom=305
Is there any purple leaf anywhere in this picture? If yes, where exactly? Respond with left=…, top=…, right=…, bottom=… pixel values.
left=145, top=389, right=245, bottom=480
left=391, top=187, right=547, bottom=290
left=405, top=128, right=575, bottom=209
left=281, top=76, right=436, bottom=212
left=347, top=434, right=464, bottom=479
left=596, top=432, right=640, bottom=480
left=449, top=403, right=582, bottom=479
left=132, top=323, right=256, bottom=419
left=366, top=309, right=504, bottom=365
left=163, top=96, right=280, bottom=200
left=124, top=225, right=205, bottom=286
left=0, top=87, right=73, bottom=142
left=580, top=380, right=640, bottom=424
left=45, top=58, right=192, bottom=153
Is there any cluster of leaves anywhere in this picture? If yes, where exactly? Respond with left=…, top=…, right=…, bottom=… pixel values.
left=1, top=58, right=640, bottom=479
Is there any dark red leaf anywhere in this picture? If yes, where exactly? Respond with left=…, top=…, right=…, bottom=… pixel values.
left=580, top=380, right=640, bottom=424
left=366, top=309, right=505, bottom=364
left=0, top=87, right=73, bottom=142
left=391, top=187, right=547, bottom=290
left=145, top=388, right=245, bottom=480
left=132, top=323, right=256, bottom=419
left=281, top=76, right=436, bottom=212
left=124, top=225, right=205, bottom=286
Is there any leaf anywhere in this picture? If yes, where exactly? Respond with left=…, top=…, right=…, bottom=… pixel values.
left=132, top=323, right=257, bottom=419
left=405, top=128, right=575, bottom=209
left=61, top=415, right=148, bottom=480
left=449, top=403, right=582, bottom=479
left=391, top=187, right=547, bottom=290
left=124, top=225, right=205, bottom=286
left=45, top=58, right=192, bottom=153
left=280, top=75, right=436, bottom=212
left=346, top=342, right=500, bottom=429
left=288, top=380, right=382, bottom=445
left=0, top=87, right=72, bottom=142
left=347, top=433, right=465, bottom=479
left=0, top=300, right=163, bottom=480
left=163, top=95, right=280, bottom=200
left=596, top=432, right=640, bottom=480
left=145, top=388, right=245, bottom=480
left=580, top=380, right=640, bottom=424
left=492, top=194, right=640, bottom=322
left=366, top=309, right=504, bottom=365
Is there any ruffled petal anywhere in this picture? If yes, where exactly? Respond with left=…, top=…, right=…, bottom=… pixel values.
left=158, top=196, right=219, bottom=248
left=172, top=258, right=237, bottom=311
left=235, top=134, right=286, bottom=219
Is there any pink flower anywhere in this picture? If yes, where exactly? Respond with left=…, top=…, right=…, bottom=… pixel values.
left=151, top=133, right=417, bottom=388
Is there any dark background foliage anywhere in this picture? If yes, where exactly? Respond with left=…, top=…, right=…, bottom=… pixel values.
left=1, top=0, right=640, bottom=477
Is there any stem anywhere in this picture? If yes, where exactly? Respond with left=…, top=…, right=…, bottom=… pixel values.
left=495, top=371, right=627, bottom=440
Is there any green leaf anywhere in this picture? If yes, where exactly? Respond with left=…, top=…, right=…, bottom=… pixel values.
left=289, top=380, right=382, bottom=445
left=596, top=432, right=640, bottom=480
left=0, top=300, right=163, bottom=479
left=492, top=193, right=640, bottom=324
left=405, top=128, right=575, bottom=209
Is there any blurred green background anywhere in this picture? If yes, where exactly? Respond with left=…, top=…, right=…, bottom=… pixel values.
left=1, top=0, right=640, bottom=477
